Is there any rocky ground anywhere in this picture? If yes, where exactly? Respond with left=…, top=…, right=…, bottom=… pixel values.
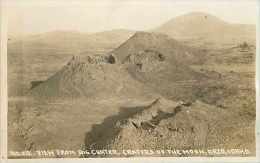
left=7, top=26, right=256, bottom=158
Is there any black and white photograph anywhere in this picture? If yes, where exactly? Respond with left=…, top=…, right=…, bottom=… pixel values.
left=0, top=0, right=259, bottom=161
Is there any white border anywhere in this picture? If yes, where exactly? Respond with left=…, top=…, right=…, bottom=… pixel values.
left=255, top=0, right=260, bottom=162
left=0, top=0, right=8, bottom=162
left=1, top=0, right=260, bottom=163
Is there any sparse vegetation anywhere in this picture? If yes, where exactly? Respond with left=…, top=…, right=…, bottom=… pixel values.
left=7, top=12, right=256, bottom=158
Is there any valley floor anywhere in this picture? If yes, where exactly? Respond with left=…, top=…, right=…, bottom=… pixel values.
left=7, top=42, right=256, bottom=158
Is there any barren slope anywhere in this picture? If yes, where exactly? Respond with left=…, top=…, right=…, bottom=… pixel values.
left=84, top=98, right=255, bottom=157
left=111, top=32, right=207, bottom=101
left=29, top=55, right=152, bottom=99
left=153, top=12, right=256, bottom=48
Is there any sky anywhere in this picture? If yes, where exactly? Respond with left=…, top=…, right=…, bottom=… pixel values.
left=5, top=0, right=259, bottom=36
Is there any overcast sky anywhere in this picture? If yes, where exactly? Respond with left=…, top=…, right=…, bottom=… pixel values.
left=6, top=0, right=258, bottom=36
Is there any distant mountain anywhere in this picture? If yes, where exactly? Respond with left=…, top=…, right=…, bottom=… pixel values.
left=153, top=12, right=256, bottom=47
left=90, top=29, right=135, bottom=43
left=8, top=29, right=135, bottom=68
left=8, top=29, right=135, bottom=55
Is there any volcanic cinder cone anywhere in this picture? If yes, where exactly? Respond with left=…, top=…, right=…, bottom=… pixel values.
left=111, top=32, right=207, bottom=101
left=29, top=55, right=152, bottom=98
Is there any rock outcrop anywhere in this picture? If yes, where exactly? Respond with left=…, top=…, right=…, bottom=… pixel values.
left=84, top=98, right=247, bottom=157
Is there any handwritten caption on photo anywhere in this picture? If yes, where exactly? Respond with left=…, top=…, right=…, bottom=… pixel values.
left=9, top=148, right=251, bottom=157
